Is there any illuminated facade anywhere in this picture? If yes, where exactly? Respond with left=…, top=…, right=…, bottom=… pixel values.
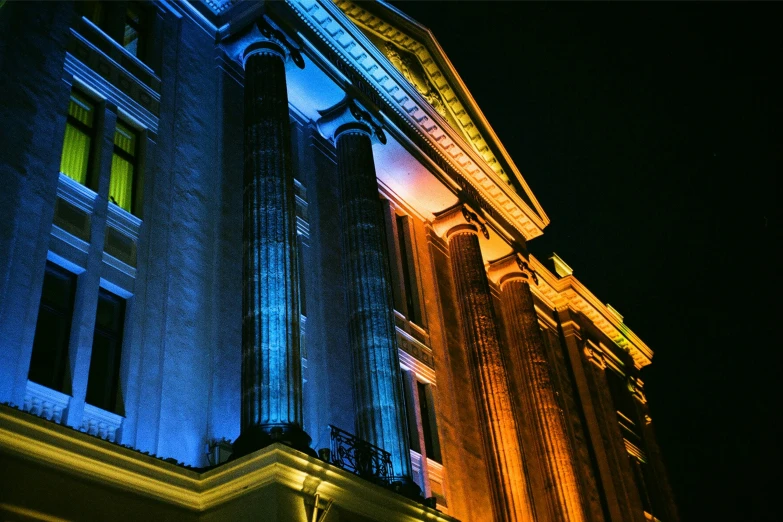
left=0, top=1, right=678, bottom=521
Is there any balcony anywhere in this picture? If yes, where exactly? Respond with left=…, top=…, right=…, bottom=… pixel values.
left=0, top=405, right=456, bottom=521
left=325, top=424, right=395, bottom=485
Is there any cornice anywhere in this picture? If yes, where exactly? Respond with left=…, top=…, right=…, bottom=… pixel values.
left=528, top=255, right=654, bottom=369
left=335, top=1, right=504, bottom=177
left=0, top=407, right=456, bottom=521
left=285, top=0, right=546, bottom=241
left=335, top=0, right=550, bottom=230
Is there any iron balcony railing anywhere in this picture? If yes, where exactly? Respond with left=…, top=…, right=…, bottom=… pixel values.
left=326, top=425, right=394, bottom=485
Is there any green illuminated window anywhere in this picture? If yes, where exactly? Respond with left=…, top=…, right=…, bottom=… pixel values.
left=109, top=122, right=137, bottom=213
left=59, top=91, right=95, bottom=185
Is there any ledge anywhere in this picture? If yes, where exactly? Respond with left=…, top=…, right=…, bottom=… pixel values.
left=0, top=405, right=457, bottom=521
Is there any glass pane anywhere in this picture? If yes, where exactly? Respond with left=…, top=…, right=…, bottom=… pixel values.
left=113, top=122, right=136, bottom=156
left=123, top=7, right=140, bottom=57
left=86, top=290, right=125, bottom=413
left=28, top=264, right=76, bottom=392
left=402, top=371, right=421, bottom=452
left=86, top=333, right=116, bottom=411
left=418, top=381, right=435, bottom=459
left=60, top=124, right=91, bottom=184
left=110, top=154, right=134, bottom=212
left=68, top=92, right=94, bottom=128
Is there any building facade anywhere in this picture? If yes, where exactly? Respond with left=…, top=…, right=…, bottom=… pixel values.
left=0, top=1, right=678, bottom=521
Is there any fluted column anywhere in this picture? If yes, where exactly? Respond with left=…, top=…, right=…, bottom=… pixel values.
left=232, top=28, right=311, bottom=457
left=433, top=205, right=536, bottom=522
left=488, top=254, right=587, bottom=522
left=318, top=99, right=413, bottom=486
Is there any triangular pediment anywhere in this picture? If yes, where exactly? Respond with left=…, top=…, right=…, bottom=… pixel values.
left=335, top=0, right=548, bottom=226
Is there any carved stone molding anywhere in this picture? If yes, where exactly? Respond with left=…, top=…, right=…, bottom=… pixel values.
left=430, top=204, right=488, bottom=241
left=316, top=97, right=386, bottom=144
left=583, top=340, right=606, bottom=370
left=486, top=253, right=538, bottom=288
left=220, top=18, right=304, bottom=70
left=285, top=0, right=547, bottom=240
left=629, top=376, right=648, bottom=405
left=81, top=403, right=123, bottom=443
left=528, top=255, right=653, bottom=369
left=23, top=381, right=69, bottom=424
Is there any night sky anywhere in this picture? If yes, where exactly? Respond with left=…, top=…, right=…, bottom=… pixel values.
left=389, top=2, right=780, bottom=520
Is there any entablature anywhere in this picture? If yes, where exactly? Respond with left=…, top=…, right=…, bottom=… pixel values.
left=528, top=255, right=654, bottom=369
left=282, top=0, right=548, bottom=242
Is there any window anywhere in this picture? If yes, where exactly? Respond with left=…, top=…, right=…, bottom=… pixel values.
left=417, top=380, right=441, bottom=463
left=109, top=121, right=138, bottom=213
left=28, top=263, right=77, bottom=393
left=80, top=1, right=151, bottom=66
left=396, top=215, right=421, bottom=325
left=123, top=4, right=142, bottom=57
left=381, top=203, right=423, bottom=326
left=59, top=90, right=96, bottom=186
left=85, top=288, right=126, bottom=413
left=402, top=370, right=442, bottom=463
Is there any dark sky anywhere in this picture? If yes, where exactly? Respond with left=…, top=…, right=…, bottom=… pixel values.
left=388, top=2, right=780, bottom=520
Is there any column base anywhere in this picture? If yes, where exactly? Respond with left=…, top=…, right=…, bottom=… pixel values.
left=231, top=424, right=317, bottom=460
left=387, top=476, right=423, bottom=500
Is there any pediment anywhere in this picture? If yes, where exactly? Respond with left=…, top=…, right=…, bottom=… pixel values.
left=335, top=0, right=548, bottom=226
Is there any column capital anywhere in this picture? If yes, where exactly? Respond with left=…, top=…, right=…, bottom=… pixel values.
left=316, top=97, right=386, bottom=144
left=431, top=204, right=489, bottom=241
left=487, top=253, right=538, bottom=288
left=584, top=340, right=606, bottom=369
left=221, top=19, right=305, bottom=70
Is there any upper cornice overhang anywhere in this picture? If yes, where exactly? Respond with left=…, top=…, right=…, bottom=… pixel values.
left=527, top=256, right=654, bottom=369
left=284, top=0, right=548, bottom=241
left=335, top=1, right=548, bottom=222
left=0, top=406, right=456, bottom=521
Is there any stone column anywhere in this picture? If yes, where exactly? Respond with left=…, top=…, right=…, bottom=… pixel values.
left=432, top=205, right=536, bottom=522
left=232, top=29, right=311, bottom=457
left=317, top=99, right=414, bottom=488
left=488, top=254, right=587, bottom=522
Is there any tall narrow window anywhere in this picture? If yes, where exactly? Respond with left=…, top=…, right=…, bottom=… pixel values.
left=28, top=263, right=77, bottom=392
left=123, top=4, right=142, bottom=57
left=86, top=289, right=125, bottom=413
left=297, top=237, right=307, bottom=317
left=60, top=90, right=96, bottom=186
left=110, top=121, right=138, bottom=213
left=402, top=371, right=442, bottom=463
left=402, top=370, right=421, bottom=453
left=396, top=215, right=420, bottom=324
left=417, top=381, right=442, bottom=463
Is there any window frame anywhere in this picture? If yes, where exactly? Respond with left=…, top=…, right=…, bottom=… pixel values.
left=85, top=287, right=127, bottom=414
left=60, top=89, right=98, bottom=189
left=27, top=262, right=78, bottom=394
left=109, top=119, right=140, bottom=215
